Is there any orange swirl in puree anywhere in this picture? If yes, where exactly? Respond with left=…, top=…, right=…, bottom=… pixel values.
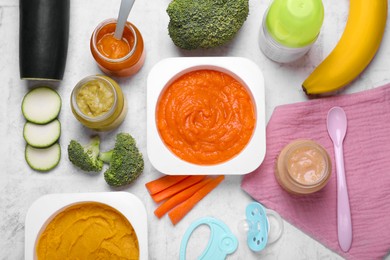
left=156, top=70, right=256, bottom=165
left=97, top=32, right=132, bottom=59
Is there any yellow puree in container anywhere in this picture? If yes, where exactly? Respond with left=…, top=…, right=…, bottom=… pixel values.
left=76, top=79, right=114, bottom=117
left=36, top=202, right=139, bottom=260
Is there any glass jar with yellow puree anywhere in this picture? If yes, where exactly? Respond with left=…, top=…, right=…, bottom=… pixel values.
left=71, top=75, right=128, bottom=131
left=275, top=139, right=331, bottom=195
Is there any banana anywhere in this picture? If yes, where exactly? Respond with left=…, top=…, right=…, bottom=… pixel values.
left=302, top=0, right=388, bottom=95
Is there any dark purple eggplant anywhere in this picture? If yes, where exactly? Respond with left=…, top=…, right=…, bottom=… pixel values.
left=19, top=0, right=70, bottom=80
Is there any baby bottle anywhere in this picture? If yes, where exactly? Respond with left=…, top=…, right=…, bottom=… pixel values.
left=259, top=0, right=324, bottom=63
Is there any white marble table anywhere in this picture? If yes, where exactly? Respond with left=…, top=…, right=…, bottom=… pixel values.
left=1, top=0, right=390, bottom=259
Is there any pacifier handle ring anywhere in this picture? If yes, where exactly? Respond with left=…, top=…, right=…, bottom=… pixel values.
left=265, top=209, right=284, bottom=245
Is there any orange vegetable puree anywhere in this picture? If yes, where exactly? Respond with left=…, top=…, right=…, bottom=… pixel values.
left=156, top=70, right=256, bottom=165
left=36, top=202, right=139, bottom=260
left=97, top=32, right=133, bottom=59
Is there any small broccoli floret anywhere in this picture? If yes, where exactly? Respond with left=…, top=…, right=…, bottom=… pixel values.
left=67, top=136, right=103, bottom=172
left=99, top=133, right=144, bottom=187
left=167, top=0, right=249, bottom=50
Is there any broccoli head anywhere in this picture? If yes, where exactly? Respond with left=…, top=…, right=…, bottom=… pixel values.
left=167, top=0, right=249, bottom=50
left=67, top=136, right=103, bottom=172
left=99, top=133, right=144, bottom=187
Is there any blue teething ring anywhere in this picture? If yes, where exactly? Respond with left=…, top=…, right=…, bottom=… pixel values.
left=179, top=217, right=238, bottom=260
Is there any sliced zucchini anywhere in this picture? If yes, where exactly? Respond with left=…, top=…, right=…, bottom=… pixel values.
left=25, top=143, right=61, bottom=172
left=22, top=87, right=61, bottom=124
left=23, top=120, right=61, bottom=148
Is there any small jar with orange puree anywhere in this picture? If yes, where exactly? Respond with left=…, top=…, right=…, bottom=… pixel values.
left=71, top=75, right=128, bottom=131
left=275, top=139, right=331, bottom=195
left=90, top=18, right=145, bottom=77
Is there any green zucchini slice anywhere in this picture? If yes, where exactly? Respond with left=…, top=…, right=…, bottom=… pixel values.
left=25, top=143, right=61, bottom=172
left=23, top=120, right=61, bottom=148
left=21, top=87, right=61, bottom=124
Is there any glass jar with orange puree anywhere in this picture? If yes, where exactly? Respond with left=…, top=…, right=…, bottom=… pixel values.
left=71, top=75, right=128, bottom=131
left=275, top=139, right=331, bottom=195
left=90, top=18, right=145, bottom=77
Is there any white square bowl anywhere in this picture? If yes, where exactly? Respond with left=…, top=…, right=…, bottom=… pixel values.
left=25, top=192, right=148, bottom=260
left=147, top=57, right=266, bottom=175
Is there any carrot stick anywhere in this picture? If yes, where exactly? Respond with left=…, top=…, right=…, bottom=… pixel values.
left=154, top=178, right=214, bottom=218
left=168, top=175, right=225, bottom=225
left=151, top=175, right=206, bottom=203
left=145, top=175, right=189, bottom=195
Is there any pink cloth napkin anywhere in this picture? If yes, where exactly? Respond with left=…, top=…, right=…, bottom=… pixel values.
left=241, top=84, right=390, bottom=259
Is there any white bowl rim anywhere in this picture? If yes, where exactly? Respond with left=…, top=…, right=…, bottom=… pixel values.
left=147, top=57, right=266, bottom=175
left=25, top=192, right=148, bottom=260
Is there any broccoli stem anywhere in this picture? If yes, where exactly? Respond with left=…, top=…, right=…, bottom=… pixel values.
left=99, top=150, right=113, bottom=163
left=85, top=136, right=101, bottom=157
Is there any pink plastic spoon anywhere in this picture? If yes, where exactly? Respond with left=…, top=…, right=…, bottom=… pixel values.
left=327, top=106, right=352, bottom=252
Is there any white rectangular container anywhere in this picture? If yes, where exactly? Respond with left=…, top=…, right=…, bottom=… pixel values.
left=25, top=192, right=148, bottom=260
left=147, top=57, right=266, bottom=175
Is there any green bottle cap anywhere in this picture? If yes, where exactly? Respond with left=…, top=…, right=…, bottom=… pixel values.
left=265, top=0, right=324, bottom=48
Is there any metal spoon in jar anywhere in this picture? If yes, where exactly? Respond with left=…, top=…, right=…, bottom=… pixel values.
left=326, top=106, right=352, bottom=252
left=114, top=0, right=135, bottom=40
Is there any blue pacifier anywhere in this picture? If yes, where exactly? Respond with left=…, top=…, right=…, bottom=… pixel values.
left=238, top=202, right=284, bottom=253
left=245, top=202, right=269, bottom=251
left=180, top=217, right=238, bottom=260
